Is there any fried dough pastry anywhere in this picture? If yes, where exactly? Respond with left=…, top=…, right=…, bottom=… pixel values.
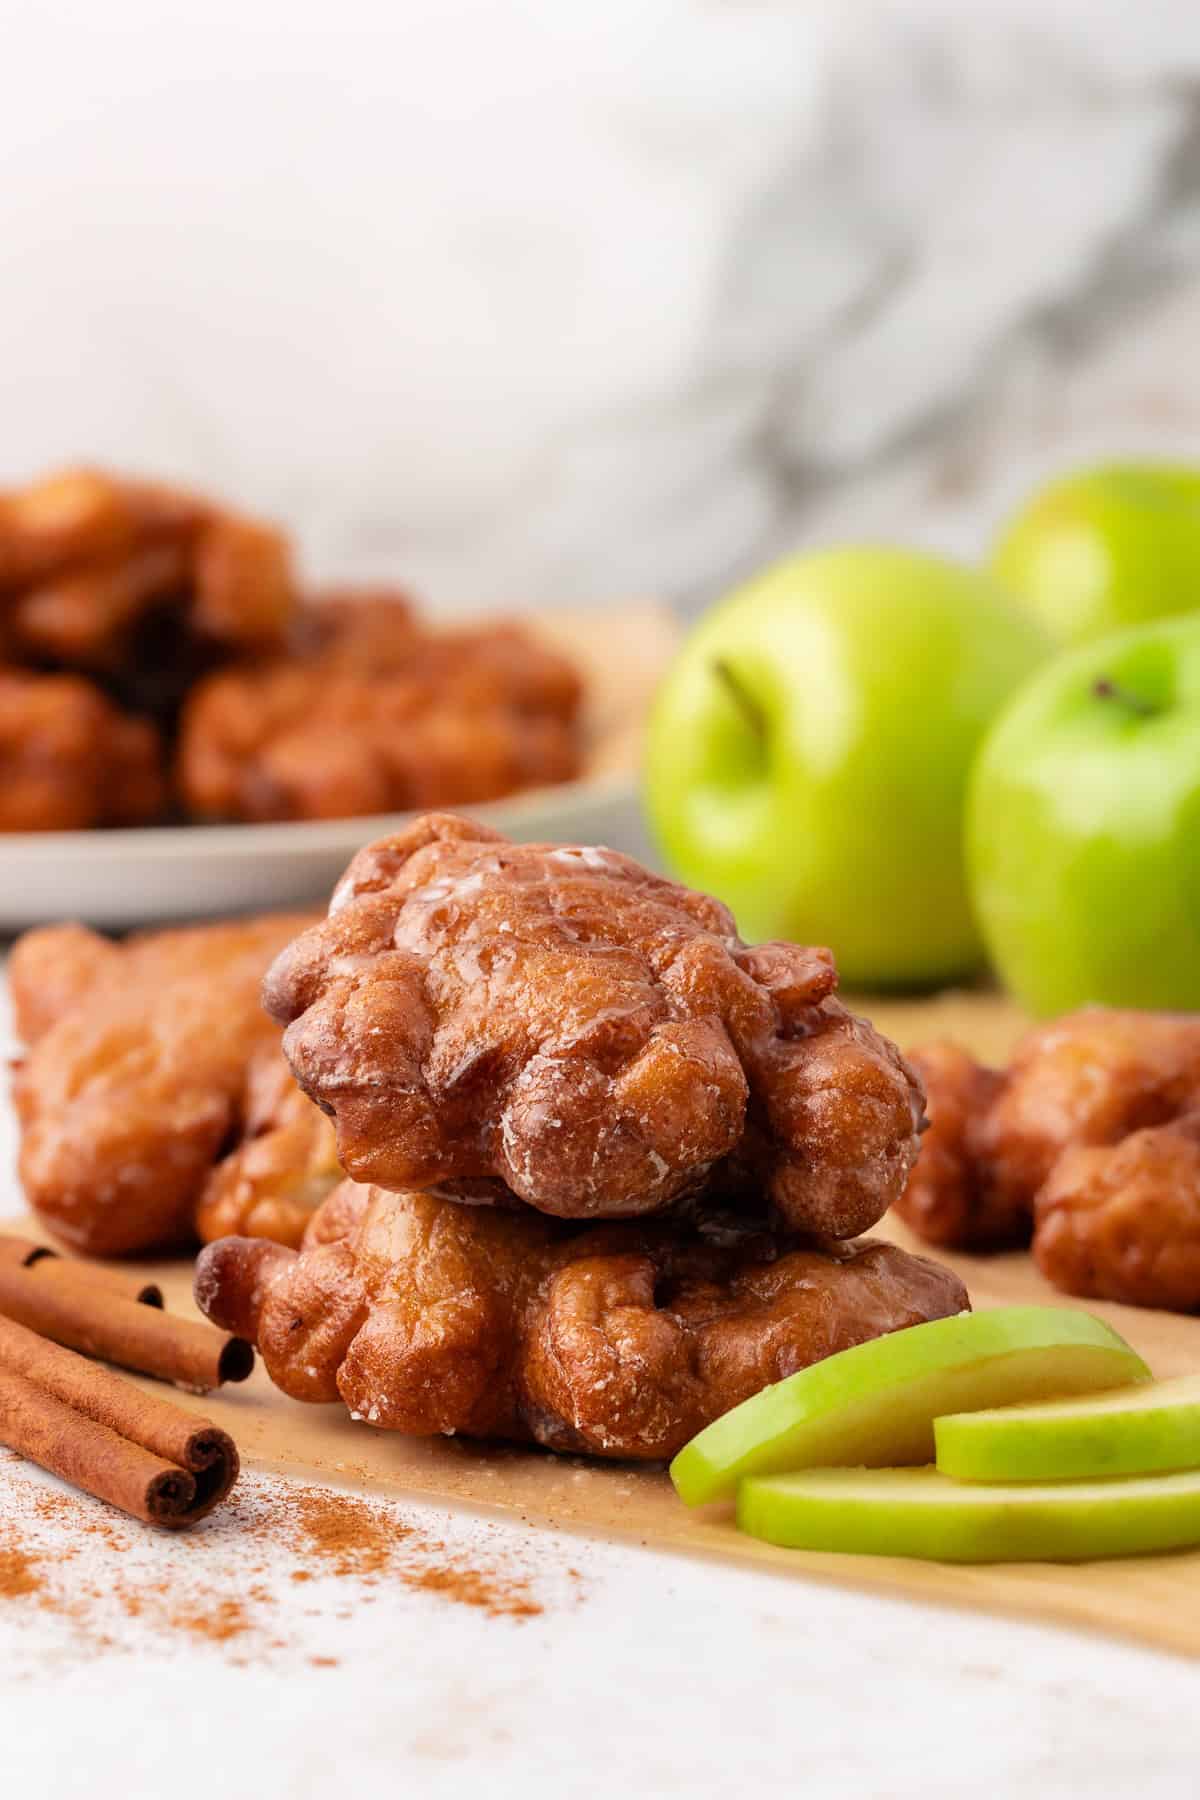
left=195, top=1182, right=968, bottom=1458
left=0, top=467, right=295, bottom=693
left=895, top=1008, right=1200, bottom=1309
left=0, top=467, right=204, bottom=594
left=894, top=1043, right=1026, bottom=1250
left=1034, top=1117, right=1200, bottom=1311
left=301, top=595, right=582, bottom=718
left=263, top=814, right=927, bottom=1236
left=176, top=609, right=583, bottom=823
left=0, top=666, right=166, bottom=831
left=10, top=912, right=331, bottom=1255
left=194, top=1049, right=343, bottom=1250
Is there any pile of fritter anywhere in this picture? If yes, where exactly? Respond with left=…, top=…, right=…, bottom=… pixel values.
left=895, top=1009, right=1200, bottom=1311
left=0, top=468, right=582, bottom=830
left=192, top=814, right=968, bottom=1459
left=13, top=814, right=968, bottom=1460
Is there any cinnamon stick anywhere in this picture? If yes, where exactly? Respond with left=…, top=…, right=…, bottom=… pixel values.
left=0, top=1234, right=163, bottom=1308
left=0, top=1259, right=253, bottom=1393
left=0, top=1315, right=237, bottom=1527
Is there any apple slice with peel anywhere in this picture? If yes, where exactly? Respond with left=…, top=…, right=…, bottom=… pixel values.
left=936, top=1372, right=1200, bottom=1484
left=736, top=1465, right=1200, bottom=1563
left=670, top=1308, right=1149, bottom=1507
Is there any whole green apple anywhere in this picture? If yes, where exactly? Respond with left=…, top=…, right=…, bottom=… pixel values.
left=993, top=462, right=1200, bottom=643
left=644, top=547, right=1045, bottom=987
left=968, top=615, right=1200, bottom=1015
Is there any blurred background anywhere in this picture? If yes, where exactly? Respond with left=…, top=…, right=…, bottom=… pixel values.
left=7, top=0, right=1200, bottom=611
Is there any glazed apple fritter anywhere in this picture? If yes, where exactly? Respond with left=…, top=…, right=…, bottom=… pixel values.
left=0, top=666, right=166, bottom=831
left=195, top=1181, right=969, bottom=1459
left=11, top=913, right=339, bottom=1256
left=176, top=606, right=583, bottom=823
left=263, top=813, right=927, bottom=1237
left=895, top=1008, right=1200, bottom=1310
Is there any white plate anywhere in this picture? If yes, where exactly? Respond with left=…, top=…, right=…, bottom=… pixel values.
left=0, top=775, right=658, bottom=931
left=0, top=602, right=679, bottom=931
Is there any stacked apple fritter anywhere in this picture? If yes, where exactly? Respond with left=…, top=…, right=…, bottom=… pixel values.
left=193, top=814, right=968, bottom=1460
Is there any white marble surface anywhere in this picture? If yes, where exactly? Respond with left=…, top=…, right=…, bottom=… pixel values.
left=4, top=2, right=1200, bottom=612
left=1, top=980, right=1199, bottom=1799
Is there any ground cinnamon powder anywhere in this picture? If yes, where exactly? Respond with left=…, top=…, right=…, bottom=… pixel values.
left=0, top=1541, right=40, bottom=1600
left=0, top=1455, right=564, bottom=1665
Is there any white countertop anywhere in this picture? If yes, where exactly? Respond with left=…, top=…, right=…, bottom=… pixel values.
left=1, top=983, right=1197, bottom=1800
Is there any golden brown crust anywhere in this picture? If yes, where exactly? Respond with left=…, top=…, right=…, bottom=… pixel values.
left=896, top=1009, right=1200, bottom=1310
left=12, top=913, right=320, bottom=1255
left=0, top=667, right=167, bottom=831
left=176, top=610, right=583, bottom=824
left=194, top=1182, right=969, bottom=1458
left=263, top=814, right=926, bottom=1236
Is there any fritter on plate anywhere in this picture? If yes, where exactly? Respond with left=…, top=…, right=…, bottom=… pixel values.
left=176, top=608, right=583, bottom=823
left=195, top=1181, right=969, bottom=1459
left=0, top=466, right=295, bottom=716
left=895, top=1008, right=1200, bottom=1309
left=263, top=813, right=927, bottom=1236
left=0, top=666, right=166, bottom=831
left=11, top=913, right=337, bottom=1256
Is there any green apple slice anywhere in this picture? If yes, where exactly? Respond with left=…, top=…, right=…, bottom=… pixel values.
left=936, top=1373, right=1200, bottom=1484
left=670, top=1308, right=1149, bottom=1507
left=736, top=1465, right=1200, bottom=1563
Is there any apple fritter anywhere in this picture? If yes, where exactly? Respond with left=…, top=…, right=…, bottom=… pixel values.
left=263, top=813, right=927, bottom=1236
left=0, top=467, right=204, bottom=594
left=194, top=1181, right=969, bottom=1458
left=10, top=912, right=329, bottom=1256
left=176, top=609, right=583, bottom=823
left=895, top=1008, right=1200, bottom=1309
left=1034, top=1117, right=1200, bottom=1311
left=0, top=467, right=295, bottom=711
left=0, top=666, right=166, bottom=831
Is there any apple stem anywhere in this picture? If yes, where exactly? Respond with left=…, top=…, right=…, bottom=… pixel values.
left=1092, top=677, right=1157, bottom=719
left=712, top=658, right=768, bottom=742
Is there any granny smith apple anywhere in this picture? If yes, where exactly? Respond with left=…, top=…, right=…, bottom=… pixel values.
left=669, top=1307, right=1148, bottom=1507
left=644, top=548, right=1045, bottom=988
left=936, top=1372, right=1200, bottom=1484
left=736, top=1464, right=1200, bottom=1562
left=993, top=463, right=1200, bottom=644
left=968, top=614, right=1200, bottom=1014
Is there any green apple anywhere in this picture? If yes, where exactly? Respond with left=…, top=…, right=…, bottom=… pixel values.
left=669, top=1307, right=1148, bottom=1507
left=968, top=615, right=1200, bottom=1014
left=993, top=463, right=1200, bottom=644
left=736, top=1464, right=1200, bottom=1562
left=643, top=548, right=1045, bottom=988
left=936, top=1372, right=1200, bottom=1484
